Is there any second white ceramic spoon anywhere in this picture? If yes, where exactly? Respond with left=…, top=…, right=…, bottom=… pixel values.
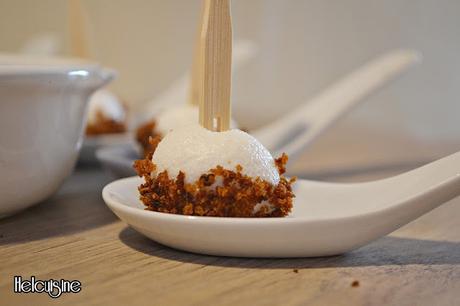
left=103, top=150, right=460, bottom=258
left=96, top=49, right=421, bottom=178
left=253, top=49, right=421, bottom=159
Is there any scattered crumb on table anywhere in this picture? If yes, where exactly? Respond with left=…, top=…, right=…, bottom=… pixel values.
left=293, top=269, right=299, bottom=273
left=351, top=280, right=360, bottom=287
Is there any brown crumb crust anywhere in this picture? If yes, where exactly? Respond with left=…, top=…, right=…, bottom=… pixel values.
left=133, top=153, right=296, bottom=218
left=135, top=120, right=162, bottom=157
left=86, top=110, right=126, bottom=135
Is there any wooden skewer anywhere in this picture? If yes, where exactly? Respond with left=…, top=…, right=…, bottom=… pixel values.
left=199, top=0, right=232, bottom=132
left=187, top=4, right=205, bottom=106
left=68, top=0, right=90, bottom=59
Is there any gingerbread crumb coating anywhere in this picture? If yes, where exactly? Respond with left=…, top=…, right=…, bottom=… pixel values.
left=86, top=110, right=126, bottom=135
left=135, top=120, right=162, bottom=157
left=133, top=153, right=296, bottom=218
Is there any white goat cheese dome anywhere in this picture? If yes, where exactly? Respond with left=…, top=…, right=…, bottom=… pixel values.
left=151, top=124, right=279, bottom=185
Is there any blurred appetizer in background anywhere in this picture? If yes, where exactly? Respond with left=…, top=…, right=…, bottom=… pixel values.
left=136, top=104, right=198, bottom=157
left=85, top=89, right=127, bottom=135
left=68, top=0, right=127, bottom=137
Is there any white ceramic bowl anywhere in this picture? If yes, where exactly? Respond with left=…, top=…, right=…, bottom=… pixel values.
left=0, top=55, right=114, bottom=218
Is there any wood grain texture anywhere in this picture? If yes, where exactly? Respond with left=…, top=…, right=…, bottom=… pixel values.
left=187, top=2, right=205, bottom=106
left=199, top=0, right=232, bottom=131
left=68, top=0, right=90, bottom=59
left=1, top=129, right=460, bottom=306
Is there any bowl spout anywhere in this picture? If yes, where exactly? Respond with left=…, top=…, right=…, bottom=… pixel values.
left=72, top=67, right=116, bottom=94
left=89, top=68, right=116, bottom=92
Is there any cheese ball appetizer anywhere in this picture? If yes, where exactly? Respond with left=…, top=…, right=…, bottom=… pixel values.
left=134, top=125, right=295, bottom=217
left=85, top=89, right=126, bottom=135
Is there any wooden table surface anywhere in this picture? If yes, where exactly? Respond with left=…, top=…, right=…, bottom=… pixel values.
left=1, top=124, right=460, bottom=306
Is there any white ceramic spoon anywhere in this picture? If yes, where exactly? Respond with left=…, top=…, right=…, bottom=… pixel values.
left=103, top=150, right=460, bottom=258
left=253, top=49, right=421, bottom=159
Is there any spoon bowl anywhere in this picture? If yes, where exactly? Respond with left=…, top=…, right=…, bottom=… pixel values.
left=102, top=151, right=460, bottom=257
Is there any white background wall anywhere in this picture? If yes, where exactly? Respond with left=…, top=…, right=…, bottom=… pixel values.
left=0, top=0, right=459, bottom=143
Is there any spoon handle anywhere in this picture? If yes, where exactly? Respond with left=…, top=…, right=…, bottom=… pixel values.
left=352, top=150, right=460, bottom=247
left=381, top=150, right=460, bottom=206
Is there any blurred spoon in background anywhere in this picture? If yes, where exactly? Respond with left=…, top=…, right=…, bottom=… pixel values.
left=253, top=49, right=422, bottom=160
left=96, top=49, right=421, bottom=178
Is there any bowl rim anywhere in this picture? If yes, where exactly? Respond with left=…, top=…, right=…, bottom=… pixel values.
left=0, top=53, right=101, bottom=76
